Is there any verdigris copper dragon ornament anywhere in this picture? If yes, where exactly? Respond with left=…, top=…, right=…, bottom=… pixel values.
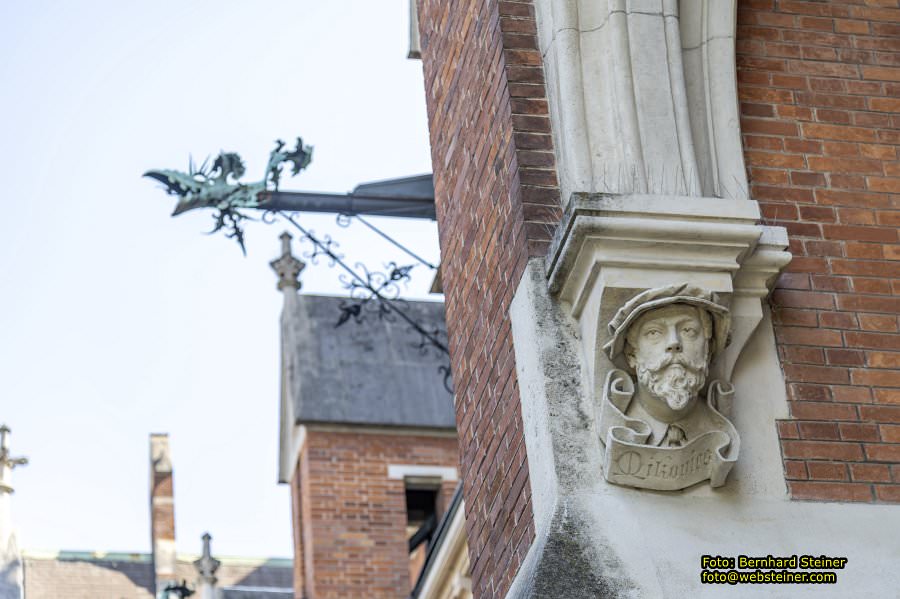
left=144, top=138, right=312, bottom=253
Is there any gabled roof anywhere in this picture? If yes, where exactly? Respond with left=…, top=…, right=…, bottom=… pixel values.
left=21, top=551, right=292, bottom=598
left=283, top=294, right=455, bottom=429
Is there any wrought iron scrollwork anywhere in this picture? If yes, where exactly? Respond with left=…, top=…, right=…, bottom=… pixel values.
left=146, top=139, right=454, bottom=394
left=301, top=232, right=343, bottom=267
left=336, top=261, right=414, bottom=322
left=278, top=211, right=453, bottom=392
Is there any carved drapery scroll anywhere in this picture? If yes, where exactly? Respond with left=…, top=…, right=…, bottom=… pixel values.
left=534, top=0, right=745, bottom=204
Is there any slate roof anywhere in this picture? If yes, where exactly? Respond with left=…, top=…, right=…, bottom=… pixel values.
left=284, top=294, right=455, bottom=429
left=22, top=551, right=292, bottom=599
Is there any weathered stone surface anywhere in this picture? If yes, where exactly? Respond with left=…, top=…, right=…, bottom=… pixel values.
left=509, top=258, right=900, bottom=597
left=511, top=504, right=637, bottom=599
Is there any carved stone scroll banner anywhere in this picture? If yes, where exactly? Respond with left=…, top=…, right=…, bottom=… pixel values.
left=598, top=369, right=739, bottom=490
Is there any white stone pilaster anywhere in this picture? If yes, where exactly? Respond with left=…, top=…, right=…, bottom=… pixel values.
left=533, top=0, right=747, bottom=205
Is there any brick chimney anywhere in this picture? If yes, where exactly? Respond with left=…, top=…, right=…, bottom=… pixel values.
left=149, top=433, right=176, bottom=594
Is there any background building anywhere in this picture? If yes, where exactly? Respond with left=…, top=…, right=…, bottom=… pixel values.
left=272, top=236, right=459, bottom=598
left=22, top=549, right=291, bottom=599
left=18, top=434, right=291, bottom=598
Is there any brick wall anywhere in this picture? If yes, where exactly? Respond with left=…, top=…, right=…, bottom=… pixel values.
left=737, top=0, right=900, bottom=503
left=290, top=430, right=458, bottom=598
left=294, top=439, right=318, bottom=599
left=416, top=0, right=562, bottom=596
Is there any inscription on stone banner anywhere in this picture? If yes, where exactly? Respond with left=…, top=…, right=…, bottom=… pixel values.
left=614, top=448, right=713, bottom=482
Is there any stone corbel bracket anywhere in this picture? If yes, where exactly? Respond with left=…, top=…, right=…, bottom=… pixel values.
left=507, top=193, right=792, bottom=597
left=547, top=193, right=790, bottom=393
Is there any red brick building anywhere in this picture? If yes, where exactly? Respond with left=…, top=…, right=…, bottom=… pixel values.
left=272, top=241, right=459, bottom=599
left=413, top=0, right=900, bottom=597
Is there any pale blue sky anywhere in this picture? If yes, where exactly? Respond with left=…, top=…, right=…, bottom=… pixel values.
left=0, top=1, right=437, bottom=558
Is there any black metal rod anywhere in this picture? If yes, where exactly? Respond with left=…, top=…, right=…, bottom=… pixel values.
left=350, top=214, right=438, bottom=270
left=260, top=191, right=436, bottom=219
left=279, top=212, right=449, bottom=355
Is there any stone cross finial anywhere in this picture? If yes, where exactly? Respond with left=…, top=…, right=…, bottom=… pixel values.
left=269, top=231, right=306, bottom=291
left=0, top=425, right=28, bottom=494
left=194, top=532, right=221, bottom=592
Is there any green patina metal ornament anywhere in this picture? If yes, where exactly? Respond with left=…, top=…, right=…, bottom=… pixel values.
left=144, top=138, right=312, bottom=253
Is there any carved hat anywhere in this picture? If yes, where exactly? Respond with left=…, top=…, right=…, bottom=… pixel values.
left=603, top=283, right=731, bottom=366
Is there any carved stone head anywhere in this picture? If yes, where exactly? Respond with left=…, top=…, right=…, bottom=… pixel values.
left=604, top=284, right=730, bottom=422
left=625, top=303, right=711, bottom=420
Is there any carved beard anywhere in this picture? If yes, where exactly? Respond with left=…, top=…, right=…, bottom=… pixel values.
left=635, top=354, right=708, bottom=412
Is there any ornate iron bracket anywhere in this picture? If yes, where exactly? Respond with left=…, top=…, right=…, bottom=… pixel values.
left=145, top=139, right=452, bottom=393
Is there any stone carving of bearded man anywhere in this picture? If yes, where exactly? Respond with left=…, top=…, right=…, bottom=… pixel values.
left=625, top=303, right=712, bottom=442
left=597, top=284, right=739, bottom=490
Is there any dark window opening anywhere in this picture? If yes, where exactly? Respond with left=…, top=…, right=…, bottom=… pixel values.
left=406, top=484, right=440, bottom=588
left=406, top=488, right=438, bottom=528
left=406, top=487, right=439, bottom=553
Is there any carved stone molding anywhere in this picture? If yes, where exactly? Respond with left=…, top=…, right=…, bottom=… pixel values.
left=547, top=193, right=789, bottom=396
